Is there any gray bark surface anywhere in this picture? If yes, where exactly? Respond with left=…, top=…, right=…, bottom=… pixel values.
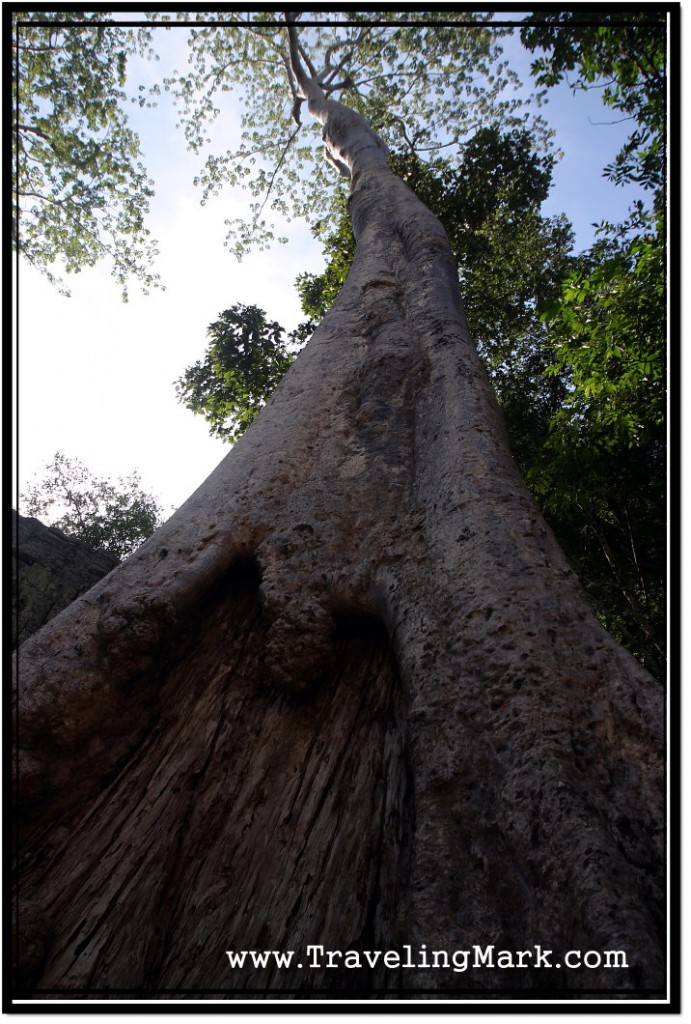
left=14, top=66, right=665, bottom=999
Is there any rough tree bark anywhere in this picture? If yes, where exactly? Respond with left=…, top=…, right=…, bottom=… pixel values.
left=13, top=23, right=664, bottom=1001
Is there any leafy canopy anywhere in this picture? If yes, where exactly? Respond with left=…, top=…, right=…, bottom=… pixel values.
left=541, top=210, right=664, bottom=451
left=13, top=10, right=161, bottom=298
left=529, top=210, right=665, bottom=679
left=162, top=11, right=552, bottom=257
left=22, top=453, right=166, bottom=558
left=522, top=10, right=666, bottom=455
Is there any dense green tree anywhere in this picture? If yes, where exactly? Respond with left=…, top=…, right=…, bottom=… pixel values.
left=12, top=11, right=160, bottom=297
left=526, top=209, right=666, bottom=677
left=297, top=127, right=573, bottom=340
left=174, top=305, right=306, bottom=444
left=520, top=10, right=667, bottom=676
left=541, top=212, right=664, bottom=452
left=22, top=452, right=165, bottom=558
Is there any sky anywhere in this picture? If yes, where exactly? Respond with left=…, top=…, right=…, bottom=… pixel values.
left=15, top=11, right=665, bottom=520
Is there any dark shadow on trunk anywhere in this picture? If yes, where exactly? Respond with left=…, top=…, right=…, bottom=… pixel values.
left=16, top=559, right=413, bottom=996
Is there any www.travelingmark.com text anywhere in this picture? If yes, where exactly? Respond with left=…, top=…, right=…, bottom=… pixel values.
left=225, top=944, right=628, bottom=973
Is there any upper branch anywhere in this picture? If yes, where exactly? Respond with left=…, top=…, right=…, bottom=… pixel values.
left=284, top=12, right=329, bottom=123
left=284, top=14, right=309, bottom=93
left=283, top=12, right=387, bottom=179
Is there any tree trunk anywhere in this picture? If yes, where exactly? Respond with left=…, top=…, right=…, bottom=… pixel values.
left=14, top=75, right=664, bottom=1001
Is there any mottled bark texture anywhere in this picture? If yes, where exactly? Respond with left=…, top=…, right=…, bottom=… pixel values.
left=14, top=61, right=664, bottom=1000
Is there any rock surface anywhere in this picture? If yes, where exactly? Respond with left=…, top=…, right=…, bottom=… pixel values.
left=12, top=511, right=118, bottom=648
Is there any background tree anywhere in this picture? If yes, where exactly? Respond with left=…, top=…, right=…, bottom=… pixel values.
left=520, top=9, right=667, bottom=677
left=14, top=13, right=665, bottom=1001
left=13, top=10, right=160, bottom=297
left=22, top=452, right=165, bottom=558
left=296, top=126, right=573, bottom=344
left=531, top=213, right=665, bottom=676
left=174, top=304, right=306, bottom=444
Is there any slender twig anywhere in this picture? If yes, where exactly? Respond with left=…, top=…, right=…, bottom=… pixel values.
left=322, top=26, right=370, bottom=84
left=18, top=190, right=68, bottom=205
left=623, top=504, right=648, bottom=605
left=587, top=115, right=635, bottom=126
left=386, top=111, right=419, bottom=152
left=579, top=501, right=661, bottom=655
left=250, top=128, right=301, bottom=232
left=15, top=42, right=61, bottom=53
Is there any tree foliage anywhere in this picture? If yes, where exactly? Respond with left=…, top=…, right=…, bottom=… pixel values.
left=518, top=10, right=667, bottom=677
left=22, top=453, right=165, bottom=558
left=521, top=206, right=666, bottom=677
left=542, top=211, right=664, bottom=451
left=12, top=10, right=160, bottom=298
left=521, top=10, right=666, bottom=199
left=175, top=305, right=306, bottom=444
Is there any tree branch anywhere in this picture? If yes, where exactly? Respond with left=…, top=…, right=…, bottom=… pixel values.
left=320, top=27, right=371, bottom=89
left=587, top=115, right=635, bottom=126
left=284, top=13, right=330, bottom=126
left=18, top=122, right=52, bottom=142
left=298, top=38, right=319, bottom=80
left=284, top=12, right=311, bottom=99
left=282, top=12, right=386, bottom=178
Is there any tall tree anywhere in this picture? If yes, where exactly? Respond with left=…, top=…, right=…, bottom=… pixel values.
left=14, top=14, right=665, bottom=1001
left=294, top=135, right=663, bottom=674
